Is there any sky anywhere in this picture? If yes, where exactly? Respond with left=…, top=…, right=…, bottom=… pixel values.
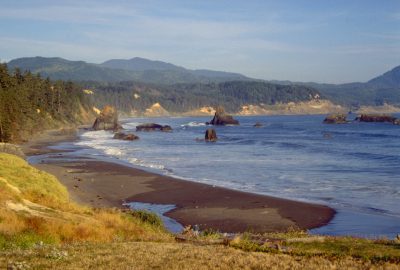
left=0, top=0, right=399, bottom=83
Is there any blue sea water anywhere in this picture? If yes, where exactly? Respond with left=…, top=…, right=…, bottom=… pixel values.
left=73, top=114, right=400, bottom=238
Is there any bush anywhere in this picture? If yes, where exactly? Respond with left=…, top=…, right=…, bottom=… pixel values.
left=130, top=210, right=163, bottom=228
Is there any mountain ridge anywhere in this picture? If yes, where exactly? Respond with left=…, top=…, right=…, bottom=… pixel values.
left=8, top=56, right=249, bottom=84
left=7, top=56, right=400, bottom=106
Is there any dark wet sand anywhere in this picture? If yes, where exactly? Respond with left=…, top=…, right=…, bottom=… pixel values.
left=24, top=129, right=335, bottom=233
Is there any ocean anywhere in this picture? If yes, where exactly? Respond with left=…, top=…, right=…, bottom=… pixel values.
left=66, top=115, right=399, bottom=238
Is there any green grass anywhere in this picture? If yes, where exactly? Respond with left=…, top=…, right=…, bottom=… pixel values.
left=0, top=153, right=69, bottom=208
left=0, top=153, right=172, bottom=249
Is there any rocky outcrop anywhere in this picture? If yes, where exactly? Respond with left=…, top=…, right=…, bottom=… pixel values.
left=0, top=143, right=25, bottom=159
left=237, top=100, right=345, bottom=116
left=183, top=106, right=216, bottom=116
left=355, top=114, right=397, bottom=123
left=144, top=103, right=170, bottom=117
left=136, top=123, right=173, bottom=132
left=205, top=128, right=217, bottom=142
left=92, top=106, right=122, bottom=131
left=207, top=106, right=239, bottom=126
left=394, top=119, right=400, bottom=125
left=323, top=114, right=348, bottom=124
left=356, top=104, right=400, bottom=114
left=113, top=132, right=139, bottom=141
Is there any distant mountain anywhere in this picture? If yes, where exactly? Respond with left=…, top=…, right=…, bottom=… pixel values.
left=7, top=56, right=400, bottom=107
left=8, top=56, right=249, bottom=84
left=100, top=57, right=186, bottom=72
left=7, top=57, right=137, bottom=82
left=283, top=66, right=400, bottom=106
left=100, top=57, right=248, bottom=81
left=367, top=65, right=400, bottom=88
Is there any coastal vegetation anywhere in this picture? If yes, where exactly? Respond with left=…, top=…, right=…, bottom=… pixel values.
left=86, top=80, right=320, bottom=114
left=0, top=63, right=92, bottom=143
left=1, top=152, right=400, bottom=269
left=0, top=152, right=171, bottom=248
left=7, top=56, right=400, bottom=112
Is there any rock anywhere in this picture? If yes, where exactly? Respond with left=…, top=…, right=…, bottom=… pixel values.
left=92, top=106, right=122, bottom=131
left=113, top=132, right=139, bottom=141
left=355, top=114, right=396, bottom=123
left=208, top=106, right=239, bottom=126
left=254, top=122, right=263, bottom=127
left=323, top=114, right=348, bottom=124
left=136, top=123, right=173, bottom=132
left=205, top=128, right=217, bottom=142
left=394, top=119, right=400, bottom=125
left=161, top=125, right=173, bottom=132
left=0, top=143, right=26, bottom=159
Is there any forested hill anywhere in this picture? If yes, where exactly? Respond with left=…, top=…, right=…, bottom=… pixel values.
left=0, top=64, right=93, bottom=142
left=87, top=80, right=320, bottom=114
left=8, top=57, right=249, bottom=84
left=8, top=57, right=400, bottom=108
left=294, top=65, right=400, bottom=107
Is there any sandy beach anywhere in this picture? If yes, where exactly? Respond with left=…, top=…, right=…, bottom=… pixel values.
left=24, top=129, right=335, bottom=233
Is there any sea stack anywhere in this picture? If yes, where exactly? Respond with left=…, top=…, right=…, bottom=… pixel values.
left=205, top=128, right=218, bottom=142
left=136, top=123, right=173, bottom=132
left=113, top=132, right=139, bottom=141
left=207, top=106, right=239, bottom=126
left=92, top=105, right=122, bottom=131
left=323, top=114, right=348, bottom=124
left=355, top=114, right=397, bottom=123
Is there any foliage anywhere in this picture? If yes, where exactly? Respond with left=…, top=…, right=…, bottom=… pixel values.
left=130, top=210, right=163, bottom=228
left=85, top=80, right=320, bottom=114
left=0, top=63, right=92, bottom=142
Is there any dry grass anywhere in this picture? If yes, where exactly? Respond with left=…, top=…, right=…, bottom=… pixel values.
left=1, top=241, right=400, bottom=270
left=1, top=152, right=400, bottom=269
left=0, top=153, right=172, bottom=248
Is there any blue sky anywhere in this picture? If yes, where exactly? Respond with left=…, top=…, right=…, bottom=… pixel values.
left=0, top=0, right=399, bottom=83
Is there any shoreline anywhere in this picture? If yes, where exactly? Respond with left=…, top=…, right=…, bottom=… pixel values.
left=22, top=128, right=335, bottom=233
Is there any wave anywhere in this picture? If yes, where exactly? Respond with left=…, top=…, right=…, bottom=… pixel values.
left=181, top=121, right=206, bottom=127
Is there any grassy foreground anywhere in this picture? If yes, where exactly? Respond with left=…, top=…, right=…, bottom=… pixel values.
left=0, top=152, right=400, bottom=269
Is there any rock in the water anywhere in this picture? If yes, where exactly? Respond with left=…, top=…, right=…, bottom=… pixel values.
left=205, top=128, right=217, bottom=142
left=92, top=106, right=122, bottom=131
left=113, top=132, right=139, bottom=141
left=323, top=114, right=348, bottom=124
left=393, top=119, right=400, bottom=125
left=0, top=143, right=26, bottom=159
left=355, top=114, right=396, bottom=123
left=136, top=123, right=173, bottom=132
left=254, top=122, right=263, bottom=127
left=160, top=125, right=173, bottom=132
left=208, top=106, right=239, bottom=126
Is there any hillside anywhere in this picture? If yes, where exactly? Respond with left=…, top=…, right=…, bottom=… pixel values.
left=0, top=63, right=94, bottom=142
left=7, top=57, right=138, bottom=82
left=8, top=57, right=249, bottom=84
left=368, top=65, right=400, bottom=88
left=7, top=57, right=400, bottom=109
left=86, top=80, right=322, bottom=115
left=1, top=152, right=400, bottom=269
left=300, top=66, right=400, bottom=107
left=101, top=57, right=187, bottom=71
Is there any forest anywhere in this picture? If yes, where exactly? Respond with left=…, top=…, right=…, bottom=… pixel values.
left=85, top=80, right=320, bottom=114
left=0, top=64, right=92, bottom=142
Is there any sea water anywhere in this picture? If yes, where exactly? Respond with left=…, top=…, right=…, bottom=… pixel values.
left=72, top=115, right=400, bottom=238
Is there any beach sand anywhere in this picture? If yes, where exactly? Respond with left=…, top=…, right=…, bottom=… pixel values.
left=24, top=129, right=335, bottom=233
